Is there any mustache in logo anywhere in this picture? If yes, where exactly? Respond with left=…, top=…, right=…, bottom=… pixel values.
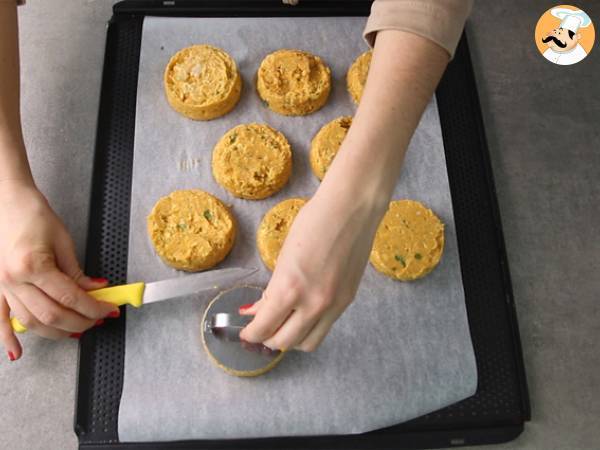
left=542, top=35, right=567, bottom=48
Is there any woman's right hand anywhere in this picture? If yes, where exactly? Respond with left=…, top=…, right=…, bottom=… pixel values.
left=0, top=179, right=120, bottom=361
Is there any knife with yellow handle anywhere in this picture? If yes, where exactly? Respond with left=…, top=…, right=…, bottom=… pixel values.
left=10, top=267, right=258, bottom=334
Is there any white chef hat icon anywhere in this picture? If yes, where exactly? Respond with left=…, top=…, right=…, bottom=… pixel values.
left=551, top=7, right=592, bottom=33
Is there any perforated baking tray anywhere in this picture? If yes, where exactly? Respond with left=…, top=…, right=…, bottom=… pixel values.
left=75, top=1, right=530, bottom=449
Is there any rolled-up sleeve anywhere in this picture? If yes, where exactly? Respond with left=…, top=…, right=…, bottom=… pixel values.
left=363, top=0, right=473, bottom=58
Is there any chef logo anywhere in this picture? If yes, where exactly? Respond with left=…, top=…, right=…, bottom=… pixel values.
left=535, top=5, right=595, bottom=65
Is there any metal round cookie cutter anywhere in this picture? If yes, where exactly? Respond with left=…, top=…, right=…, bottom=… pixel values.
left=202, top=285, right=285, bottom=377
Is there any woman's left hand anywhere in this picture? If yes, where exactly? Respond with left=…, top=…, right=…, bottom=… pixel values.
left=239, top=187, right=386, bottom=352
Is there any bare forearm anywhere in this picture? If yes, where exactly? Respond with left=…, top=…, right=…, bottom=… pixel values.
left=0, top=3, right=32, bottom=185
left=318, top=30, right=449, bottom=212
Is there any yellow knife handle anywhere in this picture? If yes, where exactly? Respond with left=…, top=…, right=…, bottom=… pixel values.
left=10, top=317, right=27, bottom=334
left=10, top=282, right=145, bottom=334
left=88, top=282, right=145, bottom=308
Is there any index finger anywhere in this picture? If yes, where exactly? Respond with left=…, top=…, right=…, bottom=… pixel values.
left=33, top=269, right=118, bottom=320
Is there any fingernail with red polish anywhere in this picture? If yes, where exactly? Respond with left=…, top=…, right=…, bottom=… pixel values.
left=90, top=277, right=109, bottom=284
left=70, top=333, right=82, bottom=339
left=95, top=319, right=105, bottom=326
left=239, top=303, right=254, bottom=312
left=107, top=309, right=120, bottom=319
left=7, top=351, right=15, bottom=361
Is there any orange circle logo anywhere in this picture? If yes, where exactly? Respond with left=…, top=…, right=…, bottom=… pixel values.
left=535, top=5, right=595, bottom=65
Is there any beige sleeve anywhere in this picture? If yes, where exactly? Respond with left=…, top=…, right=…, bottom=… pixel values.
left=363, top=0, right=473, bottom=58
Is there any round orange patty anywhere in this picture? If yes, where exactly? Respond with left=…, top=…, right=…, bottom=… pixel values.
left=370, top=200, right=445, bottom=281
left=256, top=198, right=307, bottom=271
left=164, top=45, right=242, bottom=120
left=147, top=189, right=236, bottom=271
left=256, top=49, right=331, bottom=116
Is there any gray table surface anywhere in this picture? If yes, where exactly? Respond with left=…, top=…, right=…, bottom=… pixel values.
left=0, top=1, right=598, bottom=449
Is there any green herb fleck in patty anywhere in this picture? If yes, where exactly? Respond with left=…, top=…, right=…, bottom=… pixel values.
left=394, top=255, right=406, bottom=267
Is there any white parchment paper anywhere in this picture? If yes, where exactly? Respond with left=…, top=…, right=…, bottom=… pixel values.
left=118, top=16, right=477, bottom=442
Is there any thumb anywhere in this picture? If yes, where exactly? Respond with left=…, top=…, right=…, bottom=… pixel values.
left=0, top=295, right=23, bottom=361
left=54, top=231, right=109, bottom=291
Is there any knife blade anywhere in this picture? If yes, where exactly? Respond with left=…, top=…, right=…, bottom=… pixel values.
left=142, top=267, right=258, bottom=305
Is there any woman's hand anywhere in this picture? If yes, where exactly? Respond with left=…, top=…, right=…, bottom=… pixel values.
left=239, top=187, right=386, bottom=352
left=0, top=180, right=120, bottom=361
left=238, top=31, right=449, bottom=352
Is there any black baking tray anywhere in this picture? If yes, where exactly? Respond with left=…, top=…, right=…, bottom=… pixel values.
left=75, top=1, right=530, bottom=448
